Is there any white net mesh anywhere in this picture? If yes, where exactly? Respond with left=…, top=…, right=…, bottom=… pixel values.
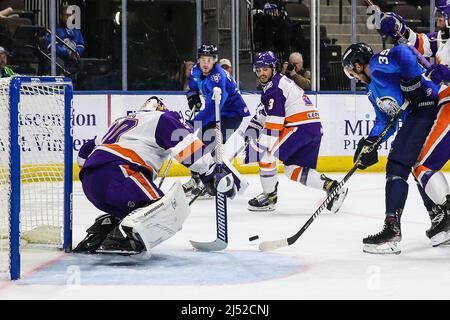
left=0, top=77, right=68, bottom=279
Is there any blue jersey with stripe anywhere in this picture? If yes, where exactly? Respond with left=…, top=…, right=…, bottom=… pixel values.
left=188, top=63, right=249, bottom=128
left=365, top=44, right=439, bottom=140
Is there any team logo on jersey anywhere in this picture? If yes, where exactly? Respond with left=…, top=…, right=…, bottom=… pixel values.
left=262, top=81, right=273, bottom=93
left=426, top=88, right=433, bottom=97
left=211, top=73, right=221, bottom=83
left=376, top=96, right=400, bottom=117
left=302, top=95, right=313, bottom=106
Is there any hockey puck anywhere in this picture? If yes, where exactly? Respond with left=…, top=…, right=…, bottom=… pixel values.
left=249, top=235, right=259, bottom=242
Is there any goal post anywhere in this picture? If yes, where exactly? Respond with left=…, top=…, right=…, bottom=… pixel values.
left=0, top=76, right=73, bottom=280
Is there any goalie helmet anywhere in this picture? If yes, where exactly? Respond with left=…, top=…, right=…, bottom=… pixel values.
left=253, top=51, right=277, bottom=72
left=197, top=44, right=218, bottom=60
left=140, top=96, right=167, bottom=112
left=342, top=43, right=373, bottom=79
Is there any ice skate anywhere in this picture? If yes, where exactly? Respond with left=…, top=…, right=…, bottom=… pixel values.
left=97, top=225, right=145, bottom=255
left=426, top=196, right=450, bottom=247
left=248, top=183, right=278, bottom=212
left=322, top=175, right=348, bottom=213
left=363, top=210, right=402, bottom=254
left=73, top=214, right=121, bottom=253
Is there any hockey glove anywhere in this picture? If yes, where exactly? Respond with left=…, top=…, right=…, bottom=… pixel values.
left=353, top=136, right=379, bottom=170
left=380, top=12, right=407, bottom=41
left=199, top=163, right=237, bottom=199
left=244, top=116, right=264, bottom=143
left=400, top=76, right=436, bottom=112
left=425, top=64, right=450, bottom=85
left=187, top=93, right=202, bottom=113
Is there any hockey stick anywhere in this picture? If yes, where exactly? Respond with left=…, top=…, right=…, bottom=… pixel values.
left=257, top=100, right=410, bottom=252
left=190, top=87, right=228, bottom=251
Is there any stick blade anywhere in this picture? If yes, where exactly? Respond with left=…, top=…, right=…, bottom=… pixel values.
left=258, top=239, right=289, bottom=252
left=190, top=239, right=227, bottom=252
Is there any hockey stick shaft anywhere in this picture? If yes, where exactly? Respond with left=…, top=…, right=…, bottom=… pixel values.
left=189, top=87, right=228, bottom=251
left=213, top=87, right=227, bottom=243
left=259, top=100, right=409, bottom=251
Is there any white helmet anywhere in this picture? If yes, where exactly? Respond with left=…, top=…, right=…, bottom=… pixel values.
left=140, top=96, right=167, bottom=112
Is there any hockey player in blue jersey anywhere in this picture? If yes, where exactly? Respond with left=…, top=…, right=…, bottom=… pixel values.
left=342, top=43, right=446, bottom=254
left=183, top=44, right=250, bottom=198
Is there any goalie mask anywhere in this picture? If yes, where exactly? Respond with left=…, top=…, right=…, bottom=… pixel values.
left=140, top=96, right=167, bottom=112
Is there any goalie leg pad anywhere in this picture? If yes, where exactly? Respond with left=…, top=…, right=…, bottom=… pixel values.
left=119, top=181, right=191, bottom=251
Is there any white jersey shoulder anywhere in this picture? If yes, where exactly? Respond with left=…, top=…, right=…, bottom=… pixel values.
left=100, top=111, right=170, bottom=173
left=278, top=75, right=320, bottom=126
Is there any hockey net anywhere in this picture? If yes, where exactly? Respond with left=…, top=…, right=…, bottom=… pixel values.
left=0, top=77, right=72, bottom=280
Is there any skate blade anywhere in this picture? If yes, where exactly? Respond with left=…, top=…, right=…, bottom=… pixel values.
left=363, top=242, right=401, bottom=254
left=329, top=187, right=349, bottom=213
left=248, top=205, right=276, bottom=212
left=430, top=231, right=450, bottom=247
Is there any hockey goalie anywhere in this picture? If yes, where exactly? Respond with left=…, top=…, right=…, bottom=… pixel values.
left=73, top=97, right=244, bottom=255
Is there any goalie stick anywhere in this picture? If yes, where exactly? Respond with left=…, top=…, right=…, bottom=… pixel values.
left=190, top=87, right=228, bottom=251
left=257, top=100, right=410, bottom=252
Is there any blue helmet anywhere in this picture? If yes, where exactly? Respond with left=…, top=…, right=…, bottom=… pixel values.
left=342, top=43, right=373, bottom=79
left=253, top=51, right=278, bottom=72
left=198, top=44, right=218, bottom=60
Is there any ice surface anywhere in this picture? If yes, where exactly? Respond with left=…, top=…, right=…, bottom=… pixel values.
left=1, top=173, right=450, bottom=299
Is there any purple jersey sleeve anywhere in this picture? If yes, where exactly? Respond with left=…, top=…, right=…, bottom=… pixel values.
left=77, top=138, right=97, bottom=167
left=155, top=111, right=206, bottom=168
left=263, top=77, right=286, bottom=132
left=155, top=111, right=193, bottom=149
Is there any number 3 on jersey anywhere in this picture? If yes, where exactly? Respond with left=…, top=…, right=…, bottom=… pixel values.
left=378, top=49, right=390, bottom=64
left=102, top=118, right=138, bottom=144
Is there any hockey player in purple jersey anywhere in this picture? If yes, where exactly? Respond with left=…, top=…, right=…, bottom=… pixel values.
left=73, top=97, right=241, bottom=254
left=244, top=51, right=348, bottom=212
left=183, top=44, right=250, bottom=199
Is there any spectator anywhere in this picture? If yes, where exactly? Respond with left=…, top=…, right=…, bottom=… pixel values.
left=178, top=60, right=194, bottom=91
left=219, top=58, right=232, bottom=74
left=44, top=4, right=85, bottom=72
left=282, top=52, right=311, bottom=91
left=219, top=57, right=246, bottom=89
left=0, top=46, right=14, bottom=77
left=0, top=7, right=14, bottom=18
